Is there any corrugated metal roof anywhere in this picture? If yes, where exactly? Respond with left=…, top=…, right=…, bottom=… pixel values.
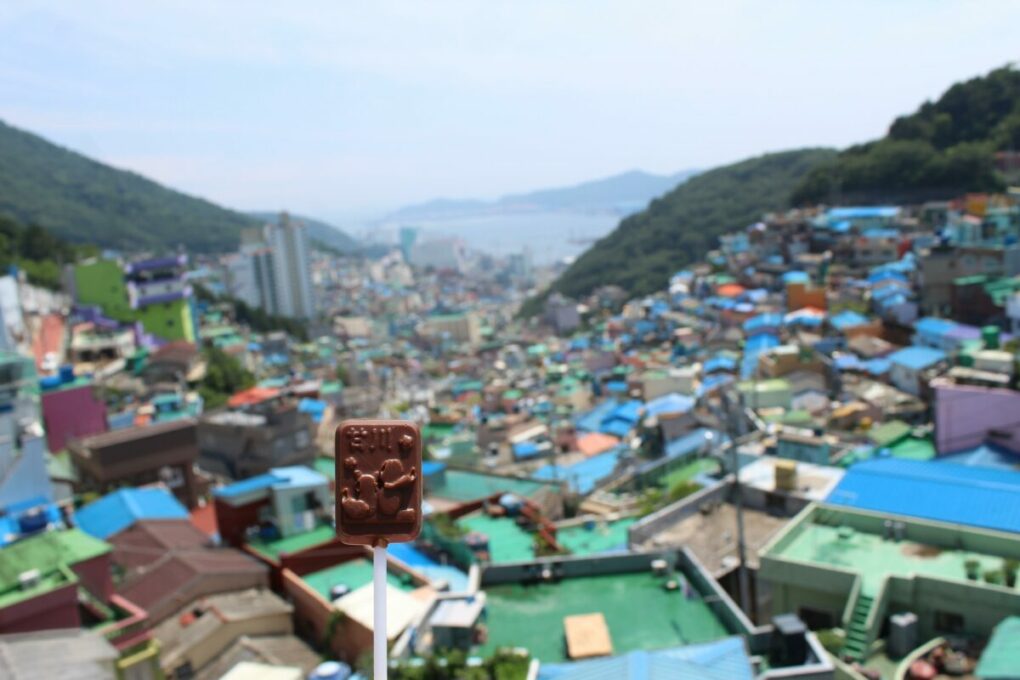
left=75, top=488, right=188, bottom=539
left=827, top=458, right=1020, bottom=534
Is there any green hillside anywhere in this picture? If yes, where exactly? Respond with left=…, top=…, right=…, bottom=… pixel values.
left=0, top=119, right=257, bottom=252
left=792, top=65, right=1020, bottom=205
left=521, top=148, right=835, bottom=314
left=0, top=214, right=95, bottom=289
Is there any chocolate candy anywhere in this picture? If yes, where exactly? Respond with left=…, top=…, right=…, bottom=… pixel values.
left=335, top=420, right=422, bottom=546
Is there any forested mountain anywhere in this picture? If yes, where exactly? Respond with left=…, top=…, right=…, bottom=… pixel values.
left=0, top=119, right=256, bottom=252
left=520, top=148, right=835, bottom=315
left=792, top=66, right=1020, bottom=205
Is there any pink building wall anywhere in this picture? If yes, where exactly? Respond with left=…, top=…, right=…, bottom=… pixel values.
left=934, top=381, right=1020, bottom=455
left=41, top=384, right=108, bottom=452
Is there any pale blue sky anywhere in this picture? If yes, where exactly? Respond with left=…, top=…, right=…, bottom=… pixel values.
left=2, top=1, right=1018, bottom=222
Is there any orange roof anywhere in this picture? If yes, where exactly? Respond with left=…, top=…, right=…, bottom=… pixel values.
left=32, top=313, right=65, bottom=370
left=228, top=386, right=280, bottom=408
left=189, top=503, right=218, bottom=537
left=716, top=283, right=746, bottom=298
left=576, top=432, right=620, bottom=457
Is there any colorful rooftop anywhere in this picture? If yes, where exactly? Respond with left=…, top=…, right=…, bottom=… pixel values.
left=476, top=567, right=733, bottom=662
left=302, top=558, right=418, bottom=601
left=827, top=458, right=1020, bottom=534
left=246, top=523, right=336, bottom=560
left=763, top=504, right=1020, bottom=597
left=424, top=467, right=555, bottom=502
left=0, top=529, right=110, bottom=608
left=74, top=488, right=189, bottom=539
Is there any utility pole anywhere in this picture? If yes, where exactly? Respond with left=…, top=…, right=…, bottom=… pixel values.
left=719, top=388, right=752, bottom=619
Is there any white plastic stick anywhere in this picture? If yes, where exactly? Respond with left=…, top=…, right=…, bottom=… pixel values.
left=373, top=544, right=387, bottom=680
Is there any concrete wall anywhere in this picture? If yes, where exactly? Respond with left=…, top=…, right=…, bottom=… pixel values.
left=627, top=477, right=732, bottom=546
left=282, top=567, right=372, bottom=664
left=161, top=606, right=293, bottom=673
left=480, top=550, right=669, bottom=586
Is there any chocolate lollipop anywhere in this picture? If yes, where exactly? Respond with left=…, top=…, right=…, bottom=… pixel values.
left=335, top=419, right=422, bottom=546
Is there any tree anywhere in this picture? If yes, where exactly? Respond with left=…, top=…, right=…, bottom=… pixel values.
left=199, top=346, right=255, bottom=409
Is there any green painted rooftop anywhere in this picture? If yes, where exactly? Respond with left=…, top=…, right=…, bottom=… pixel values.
left=657, top=458, right=720, bottom=490
left=302, top=558, right=417, bottom=601
left=867, top=420, right=911, bottom=447
left=458, top=513, right=536, bottom=563
left=0, top=529, right=110, bottom=607
left=313, top=456, right=337, bottom=481
left=247, top=524, right=336, bottom=560
left=774, top=514, right=1008, bottom=596
left=426, top=469, right=554, bottom=502
left=476, top=570, right=731, bottom=662
left=555, top=518, right=637, bottom=556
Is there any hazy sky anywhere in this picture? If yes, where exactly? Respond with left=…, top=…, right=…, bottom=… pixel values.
left=2, top=2, right=1019, bottom=222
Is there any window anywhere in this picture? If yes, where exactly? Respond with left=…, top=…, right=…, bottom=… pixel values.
left=291, top=494, right=306, bottom=513
left=934, top=610, right=964, bottom=633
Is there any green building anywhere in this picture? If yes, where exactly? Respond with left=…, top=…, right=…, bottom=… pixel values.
left=760, top=503, right=1020, bottom=665
left=73, top=256, right=198, bottom=344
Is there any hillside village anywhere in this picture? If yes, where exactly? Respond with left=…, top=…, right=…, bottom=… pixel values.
left=0, top=168, right=1019, bottom=680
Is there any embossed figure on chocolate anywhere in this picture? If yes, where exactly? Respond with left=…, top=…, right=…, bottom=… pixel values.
left=338, top=424, right=419, bottom=524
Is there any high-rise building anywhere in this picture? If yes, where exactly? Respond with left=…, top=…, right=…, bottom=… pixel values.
left=224, top=214, right=314, bottom=319
left=264, top=213, right=315, bottom=318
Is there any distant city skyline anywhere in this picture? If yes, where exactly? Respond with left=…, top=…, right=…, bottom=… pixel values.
left=2, top=1, right=1019, bottom=222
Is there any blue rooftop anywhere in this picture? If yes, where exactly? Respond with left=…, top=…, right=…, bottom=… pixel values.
left=827, top=206, right=900, bottom=220
left=829, top=310, right=870, bottom=331
left=888, top=346, right=946, bottom=371
left=703, top=355, right=737, bottom=374
left=664, top=428, right=720, bottom=462
left=534, top=447, right=624, bottom=495
left=75, top=488, right=188, bottom=539
left=742, top=313, right=783, bottom=334
left=644, top=393, right=695, bottom=418
left=914, top=317, right=957, bottom=337
left=781, top=270, right=810, bottom=285
left=575, top=400, right=620, bottom=433
left=214, top=472, right=284, bottom=499
left=513, top=441, right=542, bottom=459
left=297, top=398, right=327, bottom=423
left=537, top=636, right=753, bottom=680
left=827, top=458, right=1020, bottom=534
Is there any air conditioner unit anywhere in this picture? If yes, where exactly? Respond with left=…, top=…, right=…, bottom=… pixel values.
left=18, top=569, right=41, bottom=590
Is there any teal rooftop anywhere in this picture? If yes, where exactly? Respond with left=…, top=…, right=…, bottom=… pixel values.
left=476, top=559, right=737, bottom=663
